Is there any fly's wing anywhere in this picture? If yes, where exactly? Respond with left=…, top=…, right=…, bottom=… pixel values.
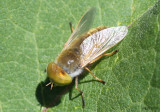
left=63, top=7, right=96, bottom=50
left=80, top=26, right=128, bottom=67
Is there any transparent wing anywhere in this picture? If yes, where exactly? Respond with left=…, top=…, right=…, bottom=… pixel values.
left=63, top=7, right=96, bottom=49
left=80, top=26, right=128, bottom=67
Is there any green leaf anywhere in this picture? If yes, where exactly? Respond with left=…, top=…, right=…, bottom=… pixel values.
left=0, top=0, right=159, bottom=112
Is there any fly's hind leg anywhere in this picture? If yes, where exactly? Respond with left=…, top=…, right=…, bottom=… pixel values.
left=84, top=50, right=119, bottom=84
left=75, top=76, right=85, bottom=108
left=84, top=67, right=106, bottom=84
left=89, top=50, right=119, bottom=65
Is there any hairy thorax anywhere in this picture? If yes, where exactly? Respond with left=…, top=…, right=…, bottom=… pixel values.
left=56, top=48, right=82, bottom=74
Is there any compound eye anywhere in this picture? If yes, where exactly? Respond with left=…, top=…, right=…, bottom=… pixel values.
left=47, top=62, right=72, bottom=86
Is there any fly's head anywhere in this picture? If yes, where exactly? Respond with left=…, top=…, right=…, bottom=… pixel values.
left=46, top=62, right=72, bottom=89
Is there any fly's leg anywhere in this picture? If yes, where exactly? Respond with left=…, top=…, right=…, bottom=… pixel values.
left=64, top=22, right=74, bottom=47
left=84, top=67, right=106, bottom=84
left=69, top=22, right=74, bottom=33
left=84, top=50, right=118, bottom=84
left=46, top=82, right=54, bottom=90
left=75, top=76, right=85, bottom=108
left=89, top=50, right=119, bottom=64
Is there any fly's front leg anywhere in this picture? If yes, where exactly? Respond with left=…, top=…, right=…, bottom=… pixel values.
left=89, top=50, right=119, bottom=64
left=75, top=76, right=85, bottom=108
left=84, top=67, right=105, bottom=84
left=46, top=82, right=54, bottom=90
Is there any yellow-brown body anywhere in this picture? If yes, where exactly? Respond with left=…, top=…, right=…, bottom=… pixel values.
left=47, top=27, right=106, bottom=86
left=57, top=48, right=81, bottom=74
left=46, top=7, right=128, bottom=107
left=56, top=26, right=106, bottom=74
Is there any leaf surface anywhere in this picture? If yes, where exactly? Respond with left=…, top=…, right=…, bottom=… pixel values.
left=0, top=0, right=159, bottom=112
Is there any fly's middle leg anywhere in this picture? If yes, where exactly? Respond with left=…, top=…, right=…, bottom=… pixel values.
left=75, top=76, right=85, bottom=108
left=84, top=67, right=105, bottom=84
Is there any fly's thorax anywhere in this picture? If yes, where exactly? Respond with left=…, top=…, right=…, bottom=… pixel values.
left=47, top=62, right=72, bottom=86
left=56, top=48, right=81, bottom=74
